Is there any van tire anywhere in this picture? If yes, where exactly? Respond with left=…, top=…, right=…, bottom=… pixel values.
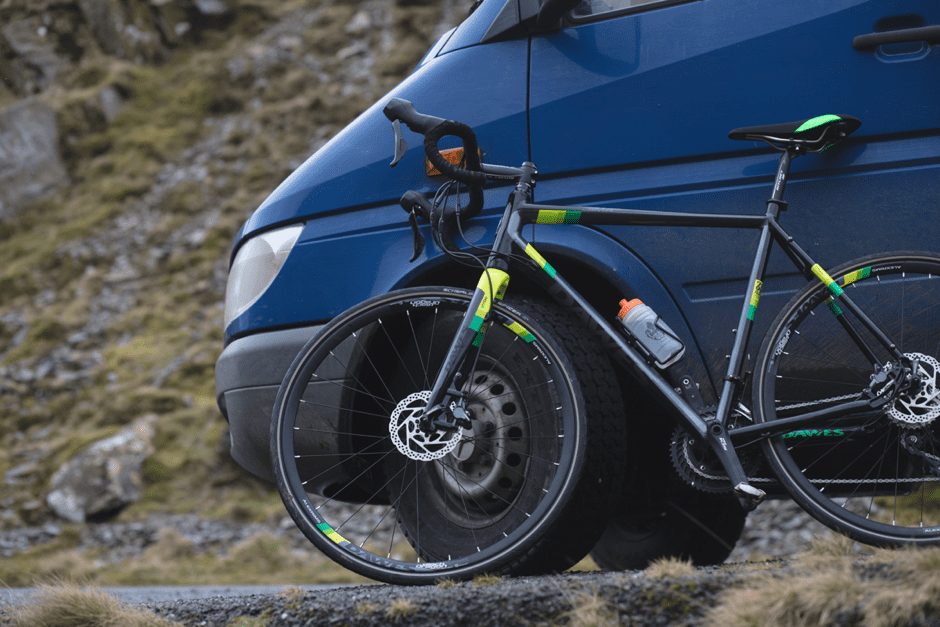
left=505, top=296, right=628, bottom=574
left=591, top=491, right=746, bottom=570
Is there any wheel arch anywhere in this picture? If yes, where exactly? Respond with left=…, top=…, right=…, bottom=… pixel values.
left=391, top=226, right=716, bottom=492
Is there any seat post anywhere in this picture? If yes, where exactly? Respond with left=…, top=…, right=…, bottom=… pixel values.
left=766, top=149, right=793, bottom=218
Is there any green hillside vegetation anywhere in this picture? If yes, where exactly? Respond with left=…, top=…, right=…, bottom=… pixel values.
left=0, top=0, right=455, bottom=535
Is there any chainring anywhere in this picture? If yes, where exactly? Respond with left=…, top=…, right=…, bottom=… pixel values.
left=669, top=418, right=759, bottom=494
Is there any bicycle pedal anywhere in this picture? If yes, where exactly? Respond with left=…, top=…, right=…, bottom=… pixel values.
left=733, top=482, right=766, bottom=510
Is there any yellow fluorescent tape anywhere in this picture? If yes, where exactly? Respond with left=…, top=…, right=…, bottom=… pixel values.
left=750, top=279, right=763, bottom=307
left=524, top=244, right=548, bottom=268
left=536, top=210, right=566, bottom=224
left=811, top=263, right=836, bottom=286
left=325, top=529, right=347, bottom=544
left=474, top=268, right=510, bottom=319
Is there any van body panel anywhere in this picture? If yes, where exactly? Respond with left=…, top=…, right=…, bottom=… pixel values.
left=225, top=200, right=711, bottom=379
left=528, top=0, right=940, bottom=384
left=530, top=0, right=940, bottom=173
left=235, top=38, right=529, bottom=249
left=217, top=0, right=940, bottom=483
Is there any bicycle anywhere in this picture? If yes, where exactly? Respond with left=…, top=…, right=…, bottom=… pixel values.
left=270, top=99, right=940, bottom=584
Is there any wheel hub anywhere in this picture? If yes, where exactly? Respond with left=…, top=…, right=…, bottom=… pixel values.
left=887, top=353, right=940, bottom=427
left=389, top=391, right=463, bottom=461
left=435, top=369, right=528, bottom=509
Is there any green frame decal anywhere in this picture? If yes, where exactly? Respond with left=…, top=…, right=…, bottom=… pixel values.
left=781, top=428, right=845, bottom=440
left=536, top=209, right=582, bottom=225
left=827, top=297, right=844, bottom=317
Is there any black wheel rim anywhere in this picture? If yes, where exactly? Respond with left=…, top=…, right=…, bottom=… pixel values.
left=273, top=291, right=581, bottom=579
left=759, top=256, right=940, bottom=540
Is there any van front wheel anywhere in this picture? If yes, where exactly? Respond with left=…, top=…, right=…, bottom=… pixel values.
left=270, top=287, right=625, bottom=584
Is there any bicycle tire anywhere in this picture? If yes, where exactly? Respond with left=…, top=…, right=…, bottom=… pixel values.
left=270, top=287, right=623, bottom=583
left=753, top=251, right=940, bottom=545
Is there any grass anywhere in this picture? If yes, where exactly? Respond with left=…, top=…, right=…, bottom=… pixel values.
left=644, top=556, right=696, bottom=579
left=6, top=583, right=180, bottom=627
left=559, top=590, right=619, bottom=627
left=0, top=0, right=457, bottom=533
left=706, top=545, right=940, bottom=627
left=0, top=529, right=369, bottom=587
left=385, top=598, right=418, bottom=620
left=471, top=574, right=503, bottom=587
left=0, top=0, right=463, bottom=586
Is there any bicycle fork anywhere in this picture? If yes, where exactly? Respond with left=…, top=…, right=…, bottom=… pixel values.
left=420, top=175, right=531, bottom=430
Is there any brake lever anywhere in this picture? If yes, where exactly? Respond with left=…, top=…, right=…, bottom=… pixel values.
left=390, top=120, right=407, bottom=167
left=407, top=209, right=425, bottom=262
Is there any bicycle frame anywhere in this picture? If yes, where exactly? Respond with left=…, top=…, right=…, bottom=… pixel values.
left=423, top=151, right=906, bottom=494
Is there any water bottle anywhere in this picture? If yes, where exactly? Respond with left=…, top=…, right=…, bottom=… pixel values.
left=617, top=299, right=685, bottom=369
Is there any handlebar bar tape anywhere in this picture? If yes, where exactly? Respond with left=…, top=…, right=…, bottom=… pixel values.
left=384, top=98, right=486, bottom=218
left=383, top=98, right=446, bottom=134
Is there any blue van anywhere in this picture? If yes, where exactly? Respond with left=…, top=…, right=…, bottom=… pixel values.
left=216, top=0, right=940, bottom=567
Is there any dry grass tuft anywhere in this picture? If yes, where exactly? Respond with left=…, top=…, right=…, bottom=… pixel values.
left=471, top=573, right=503, bottom=587
left=150, top=528, right=196, bottom=560
left=435, top=578, right=458, bottom=589
left=385, top=598, right=418, bottom=620
left=278, top=585, right=306, bottom=608
left=804, top=534, right=864, bottom=558
left=707, top=545, right=940, bottom=627
left=226, top=615, right=269, bottom=627
left=355, top=601, right=380, bottom=615
left=8, top=583, right=179, bottom=627
left=644, top=556, right=696, bottom=579
left=559, top=590, right=618, bottom=627
left=569, top=555, right=600, bottom=572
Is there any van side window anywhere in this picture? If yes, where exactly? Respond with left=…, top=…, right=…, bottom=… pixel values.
left=571, top=0, right=676, bottom=19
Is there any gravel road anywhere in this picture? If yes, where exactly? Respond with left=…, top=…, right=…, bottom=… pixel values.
left=0, top=585, right=346, bottom=607
left=147, top=569, right=744, bottom=627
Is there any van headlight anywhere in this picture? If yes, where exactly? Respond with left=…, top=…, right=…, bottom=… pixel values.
left=224, top=224, right=304, bottom=328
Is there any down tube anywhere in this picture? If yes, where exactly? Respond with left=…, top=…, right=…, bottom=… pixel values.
left=513, top=235, right=707, bottom=436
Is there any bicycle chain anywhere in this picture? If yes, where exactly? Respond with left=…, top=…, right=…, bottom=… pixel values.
left=673, top=392, right=940, bottom=488
left=774, top=392, right=861, bottom=412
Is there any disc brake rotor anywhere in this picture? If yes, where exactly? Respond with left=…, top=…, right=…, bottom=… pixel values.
left=888, top=353, right=940, bottom=427
left=388, top=391, right=462, bottom=461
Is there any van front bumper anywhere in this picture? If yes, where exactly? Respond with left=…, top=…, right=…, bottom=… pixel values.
left=215, top=325, right=323, bottom=481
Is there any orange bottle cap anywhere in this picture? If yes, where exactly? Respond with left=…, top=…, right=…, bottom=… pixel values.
left=617, top=298, right=644, bottom=320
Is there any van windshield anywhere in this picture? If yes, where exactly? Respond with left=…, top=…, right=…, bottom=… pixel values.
left=572, top=0, right=666, bottom=18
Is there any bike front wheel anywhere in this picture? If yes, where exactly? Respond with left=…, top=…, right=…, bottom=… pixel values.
left=753, top=251, right=940, bottom=545
left=271, top=287, right=623, bottom=583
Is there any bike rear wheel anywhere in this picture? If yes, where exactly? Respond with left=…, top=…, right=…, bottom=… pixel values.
left=753, top=252, right=940, bottom=545
left=271, top=287, right=622, bottom=583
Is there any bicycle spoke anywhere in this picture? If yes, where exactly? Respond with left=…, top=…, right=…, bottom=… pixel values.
left=761, top=259, right=940, bottom=538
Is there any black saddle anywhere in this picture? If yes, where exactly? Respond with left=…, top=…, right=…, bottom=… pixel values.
left=729, top=114, right=861, bottom=152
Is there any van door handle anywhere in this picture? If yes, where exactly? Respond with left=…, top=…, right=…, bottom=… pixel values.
left=853, top=25, right=940, bottom=51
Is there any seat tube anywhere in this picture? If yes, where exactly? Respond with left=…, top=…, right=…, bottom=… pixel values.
left=715, top=152, right=793, bottom=425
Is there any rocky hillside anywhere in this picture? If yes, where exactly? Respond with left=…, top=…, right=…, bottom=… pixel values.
left=0, top=0, right=461, bottom=532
